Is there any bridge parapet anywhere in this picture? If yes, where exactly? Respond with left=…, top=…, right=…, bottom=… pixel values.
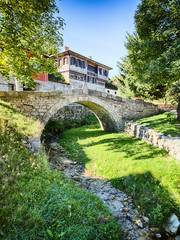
left=0, top=90, right=161, bottom=132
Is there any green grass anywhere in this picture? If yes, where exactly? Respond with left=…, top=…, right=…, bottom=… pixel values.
left=0, top=101, right=121, bottom=240
left=59, top=125, right=180, bottom=227
left=134, top=112, right=180, bottom=137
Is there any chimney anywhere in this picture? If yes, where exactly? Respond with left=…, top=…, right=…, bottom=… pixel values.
left=88, top=56, right=92, bottom=59
left=64, top=46, right=69, bottom=51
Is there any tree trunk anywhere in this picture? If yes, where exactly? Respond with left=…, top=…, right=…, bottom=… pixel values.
left=177, top=98, right=180, bottom=120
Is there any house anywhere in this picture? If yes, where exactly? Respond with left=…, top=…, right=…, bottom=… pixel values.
left=105, top=81, right=118, bottom=96
left=56, top=46, right=112, bottom=92
left=0, top=47, right=112, bottom=92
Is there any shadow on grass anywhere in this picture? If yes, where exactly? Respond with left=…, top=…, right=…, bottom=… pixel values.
left=111, top=171, right=179, bottom=226
left=136, top=116, right=180, bottom=137
left=78, top=134, right=167, bottom=162
left=58, top=126, right=179, bottom=226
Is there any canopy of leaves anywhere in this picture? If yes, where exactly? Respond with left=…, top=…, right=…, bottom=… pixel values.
left=0, top=0, right=65, bottom=87
left=117, top=0, right=180, bottom=101
left=166, top=82, right=180, bottom=104
left=117, top=57, right=169, bottom=100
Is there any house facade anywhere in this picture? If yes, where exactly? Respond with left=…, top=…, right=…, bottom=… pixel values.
left=56, top=46, right=112, bottom=91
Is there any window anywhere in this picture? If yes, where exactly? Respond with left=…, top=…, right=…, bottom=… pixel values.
left=92, top=77, right=94, bottom=83
left=107, top=90, right=109, bottom=93
left=87, top=76, right=90, bottom=82
left=77, top=59, right=81, bottom=67
left=115, top=92, right=117, bottom=94
left=82, top=61, right=85, bottom=68
left=70, top=57, right=75, bottom=65
left=99, top=68, right=102, bottom=75
left=70, top=74, right=74, bottom=78
left=8, top=84, right=15, bottom=91
left=63, top=57, right=67, bottom=65
left=80, top=76, right=84, bottom=81
left=103, top=70, right=108, bottom=77
left=88, top=65, right=97, bottom=73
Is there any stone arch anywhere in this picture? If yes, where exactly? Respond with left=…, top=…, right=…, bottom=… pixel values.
left=43, top=95, right=118, bottom=132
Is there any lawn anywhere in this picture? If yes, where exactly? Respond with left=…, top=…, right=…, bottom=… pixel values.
left=0, top=101, right=121, bottom=240
left=59, top=124, right=180, bottom=227
left=134, top=112, right=180, bottom=137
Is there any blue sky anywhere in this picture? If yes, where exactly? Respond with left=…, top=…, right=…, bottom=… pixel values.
left=57, top=0, right=140, bottom=78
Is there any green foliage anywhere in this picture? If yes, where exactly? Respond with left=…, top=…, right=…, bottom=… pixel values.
left=134, top=112, right=180, bottom=137
left=166, top=82, right=180, bottom=104
left=0, top=102, right=121, bottom=239
left=48, top=73, right=66, bottom=82
left=117, top=57, right=169, bottom=100
left=0, top=0, right=65, bottom=88
left=118, top=0, right=180, bottom=100
left=105, top=80, right=118, bottom=90
left=44, top=116, right=98, bottom=135
left=59, top=125, right=180, bottom=226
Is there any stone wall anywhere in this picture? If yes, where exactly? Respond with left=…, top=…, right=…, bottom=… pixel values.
left=35, top=80, right=71, bottom=91
left=124, top=121, right=180, bottom=160
left=0, top=90, right=161, bottom=132
left=51, top=103, right=93, bottom=121
left=0, top=75, right=23, bottom=91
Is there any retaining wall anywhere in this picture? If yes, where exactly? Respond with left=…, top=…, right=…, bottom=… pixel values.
left=124, top=121, right=180, bottom=160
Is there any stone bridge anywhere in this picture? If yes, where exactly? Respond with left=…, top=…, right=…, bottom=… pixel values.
left=0, top=89, right=161, bottom=132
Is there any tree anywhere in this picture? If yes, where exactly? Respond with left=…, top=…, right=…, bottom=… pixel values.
left=166, top=82, right=180, bottom=119
left=118, top=0, right=180, bottom=117
left=117, top=57, right=169, bottom=100
left=0, top=0, right=64, bottom=87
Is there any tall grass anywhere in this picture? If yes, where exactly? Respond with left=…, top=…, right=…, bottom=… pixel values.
left=0, top=101, right=121, bottom=240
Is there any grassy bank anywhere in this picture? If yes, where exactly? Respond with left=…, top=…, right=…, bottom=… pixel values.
left=59, top=125, right=180, bottom=227
left=134, top=112, right=180, bottom=137
left=0, top=101, right=121, bottom=240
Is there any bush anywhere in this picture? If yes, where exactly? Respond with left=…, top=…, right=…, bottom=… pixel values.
left=44, top=116, right=99, bottom=135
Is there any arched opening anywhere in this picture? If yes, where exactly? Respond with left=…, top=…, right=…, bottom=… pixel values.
left=42, top=96, right=119, bottom=132
left=75, top=101, right=117, bottom=132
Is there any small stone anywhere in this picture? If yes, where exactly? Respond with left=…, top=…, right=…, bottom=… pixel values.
left=165, top=214, right=180, bottom=235
left=154, top=233, right=161, bottom=239
left=124, top=207, right=130, bottom=212
left=150, top=228, right=160, bottom=233
left=124, top=230, right=128, bottom=237
left=73, top=176, right=80, bottom=181
left=100, top=193, right=109, bottom=201
left=136, top=219, right=143, bottom=228
left=142, top=216, right=149, bottom=223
